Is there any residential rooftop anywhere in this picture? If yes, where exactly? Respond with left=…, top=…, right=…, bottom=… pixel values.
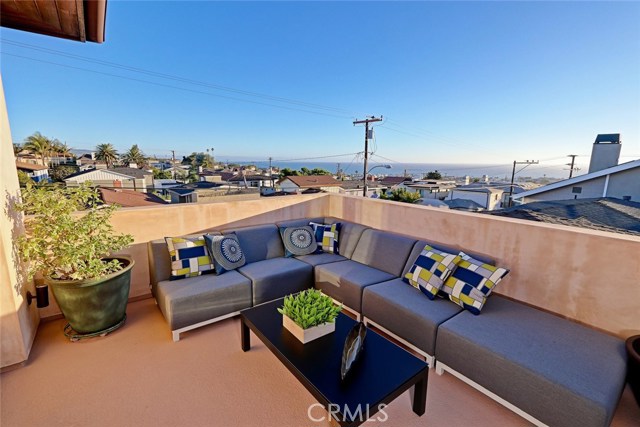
left=280, top=175, right=342, bottom=188
left=15, top=160, right=48, bottom=171
left=491, top=197, right=640, bottom=236
left=98, top=188, right=168, bottom=207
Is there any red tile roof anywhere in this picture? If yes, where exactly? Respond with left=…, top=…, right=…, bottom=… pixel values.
left=281, top=175, right=341, bottom=188
left=98, top=188, right=168, bottom=207
left=15, top=161, right=48, bottom=171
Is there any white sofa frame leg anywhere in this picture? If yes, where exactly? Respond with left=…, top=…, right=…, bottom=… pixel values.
left=170, top=311, right=241, bottom=342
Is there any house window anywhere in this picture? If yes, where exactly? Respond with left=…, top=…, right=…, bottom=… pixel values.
left=572, top=186, right=582, bottom=194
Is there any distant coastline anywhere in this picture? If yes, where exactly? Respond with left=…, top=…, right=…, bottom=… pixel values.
left=234, top=160, right=573, bottom=180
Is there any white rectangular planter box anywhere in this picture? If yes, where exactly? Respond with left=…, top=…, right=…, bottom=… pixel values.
left=282, top=315, right=335, bottom=344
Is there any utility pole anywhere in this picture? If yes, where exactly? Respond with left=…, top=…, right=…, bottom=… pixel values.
left=171, top=150, right=176, bottom=180
left=269, top=156, right=273, bottom=188
left=567, top=154, right=577, bottom=178
left=353, top=116, right=383, bottom=197
left=508, top=160, right=539, bottom=207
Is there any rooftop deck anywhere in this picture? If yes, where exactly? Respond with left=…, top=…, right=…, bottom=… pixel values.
left=2, top=298, right=638, bottom=427
left=2, top=194, right=639, bottom=426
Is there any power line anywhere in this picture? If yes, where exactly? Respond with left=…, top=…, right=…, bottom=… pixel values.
left=2, top=53, right=353, bottom=120
left=1, top=38, right=365, bottom=117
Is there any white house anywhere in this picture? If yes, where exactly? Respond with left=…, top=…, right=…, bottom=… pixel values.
left=399, top=180, right=456, bottom=200
left=15, top=161, right=49, bottom=183
left=64, top=168, right=152, bottom=192
left=513, top=135, right=639, bottom=204
left=449, top=187, right=504, bottom=211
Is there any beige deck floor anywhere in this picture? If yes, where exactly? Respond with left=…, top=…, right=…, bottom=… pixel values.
left=2, top=298, right=639, bottom=427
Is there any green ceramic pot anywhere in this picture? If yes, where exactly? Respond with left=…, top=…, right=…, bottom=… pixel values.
left=46, top=257, right=135, bottom=334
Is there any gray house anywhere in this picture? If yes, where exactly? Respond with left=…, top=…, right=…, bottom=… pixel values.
left=513, top=134, right=639, bottom=204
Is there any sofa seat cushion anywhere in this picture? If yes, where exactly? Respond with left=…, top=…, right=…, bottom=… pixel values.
left=362, top=278, right=462, bottom=356
left=435, top=296, right=627, bottom=427
left=295, top=252, right=347, bottom=267
left=237, top=257, right=313, bottom=305
left=156, top=271, right=252, bottom=331
left=314, top=260, right=395, bottom=312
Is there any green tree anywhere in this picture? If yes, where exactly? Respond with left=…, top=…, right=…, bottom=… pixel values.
left=23, top=132, right=53, bottom=165
left=49, top=165, right=79, bottom=182
left=121, top=144, right=147, bottom=168
left=152, top=167, right=172, bottom=179
left=181, top=152, right=212, bottom=168
left=310, top=168, right=331, bottom=175
left=95, top=143, right=119, bottom=168
left=51, top=141, right=72, bottom=158
left=17, top=170, right=32, bottom=187
left=425, top=170, right=442, bottom=180
left=280, top=168, right=299, bottom=177
left=379, top=188, right=421, bottom=204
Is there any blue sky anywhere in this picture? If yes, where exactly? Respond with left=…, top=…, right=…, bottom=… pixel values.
left=2, top=1, right=639, bottom=169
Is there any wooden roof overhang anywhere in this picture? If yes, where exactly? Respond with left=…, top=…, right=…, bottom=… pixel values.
left=1, top=0, right=107, bottom=43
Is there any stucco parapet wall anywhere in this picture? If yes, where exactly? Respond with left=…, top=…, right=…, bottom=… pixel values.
left=327, top=193, right=640, bottom=338
left=109, top=193, right=330, bottom=243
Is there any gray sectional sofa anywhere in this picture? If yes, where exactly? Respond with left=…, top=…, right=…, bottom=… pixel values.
left=147, top=217, right=627, bottom=427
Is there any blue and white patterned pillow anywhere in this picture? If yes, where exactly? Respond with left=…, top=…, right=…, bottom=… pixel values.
left=309, top=222, right=341, bottom=254
left=280, top=226, right=317, bottom=257
left=204, top=234, right=246, bottom=275
left=165, top=236, right=215, bottom=281
left=442, top=252, right=509, bottom=314
left=403, top=245, right=461, bottom=300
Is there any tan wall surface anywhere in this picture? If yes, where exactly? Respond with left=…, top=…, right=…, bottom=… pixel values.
left=0, top=74, right=39, bottom=368
left=329, top=194, right=640, bottom=338
left=34, top=190, right=639, bottom=339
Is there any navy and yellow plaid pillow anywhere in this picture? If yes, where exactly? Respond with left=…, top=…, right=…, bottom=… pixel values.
left=165, top=236, right=215, bottom=280
left=442, top=252, right=509, bottom=314
left=309, top=222, right=341, bottom=254
left=403, top=245, right=461, bottom=300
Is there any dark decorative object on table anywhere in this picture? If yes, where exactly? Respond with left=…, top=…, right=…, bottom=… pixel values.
left=341, top=322, right=367, bottom=380
left=626, top=335, right=640, bottom=406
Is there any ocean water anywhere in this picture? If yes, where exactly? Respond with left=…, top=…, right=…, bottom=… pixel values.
left=236, top=160, right=571, bottom=180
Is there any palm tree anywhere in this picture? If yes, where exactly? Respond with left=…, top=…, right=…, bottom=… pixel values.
left=52, top=141, right=72, bottom=157
left=121, top=144, right=146, bottom=168
left=24, top=132, right=52, bottom=165
left=95, top=143, right=119, bottom=169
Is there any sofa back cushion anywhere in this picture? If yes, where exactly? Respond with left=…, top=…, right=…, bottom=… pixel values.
left=351, top=229, right=416, bottom=276
left=276, top=217, right=324, bottom=229
left=225, top=224, right=284, bottom=264
left=324, top=217, right=369, bottom=259
left=148, top=239, right=172, bottom=290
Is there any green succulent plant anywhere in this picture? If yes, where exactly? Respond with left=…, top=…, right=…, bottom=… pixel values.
left=278, top=289, right=342, bottom=329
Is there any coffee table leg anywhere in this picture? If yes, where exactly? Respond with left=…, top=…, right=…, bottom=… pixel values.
left=412, top=371, right=428, bottom=416
left=241, top=319, right=250, bottom=351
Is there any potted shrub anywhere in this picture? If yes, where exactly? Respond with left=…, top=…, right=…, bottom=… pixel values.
left=16, top=183, right=134, bottom=337
left=278, top=289, right=342, bottom=343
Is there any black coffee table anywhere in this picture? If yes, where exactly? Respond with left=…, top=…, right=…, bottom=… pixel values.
left=240, top=298, right=428, bottom=426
